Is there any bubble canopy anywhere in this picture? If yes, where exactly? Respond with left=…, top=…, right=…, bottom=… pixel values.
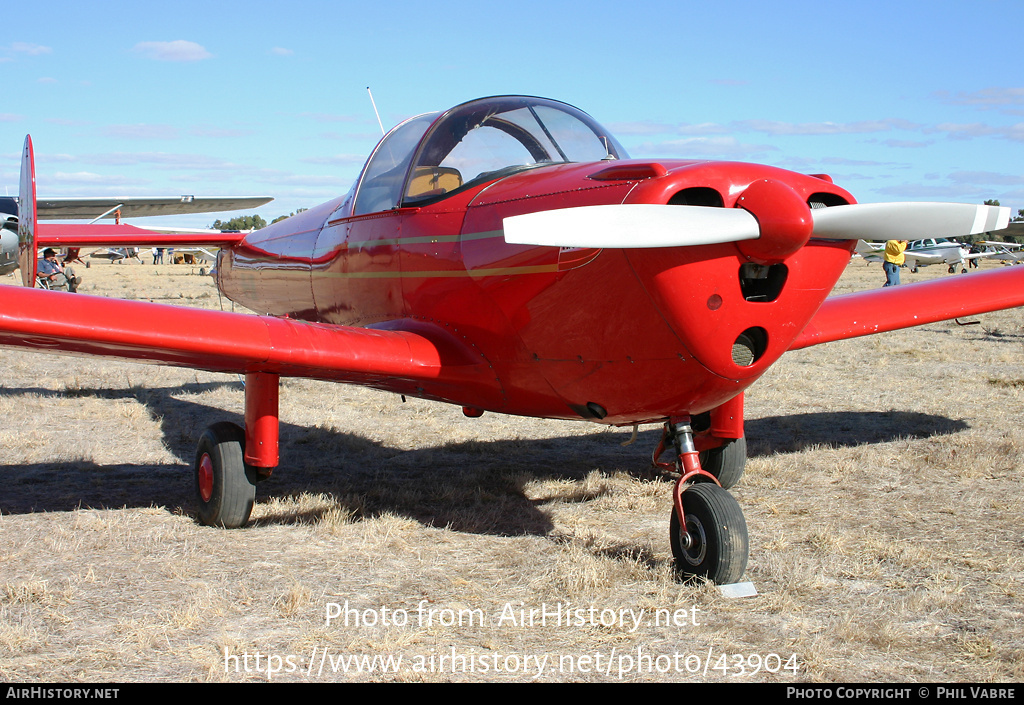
left=352, top=96, right=628, bottom=216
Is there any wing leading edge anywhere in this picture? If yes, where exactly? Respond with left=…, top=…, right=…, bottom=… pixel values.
left=791, top=265, right=1024, bottom=350
left=36, top=196, right=273, bottom=220
left=0, top=286, right=498, bottom=406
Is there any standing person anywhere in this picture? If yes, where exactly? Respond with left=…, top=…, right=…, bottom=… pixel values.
left=968, top=242, right=982, bottom=268
left=883, top=239, right=908, bottom=287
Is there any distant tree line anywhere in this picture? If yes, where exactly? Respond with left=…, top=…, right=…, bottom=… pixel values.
left=210, top=214, right=266, bottom=231
left=272, top=209, right=307, bottom=224
left=211, top=209, right=309, bottom=231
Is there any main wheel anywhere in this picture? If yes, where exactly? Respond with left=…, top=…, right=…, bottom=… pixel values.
left=670, top=483, right=748, bottom=584
left=698, top=436, right=747, bottom=489
left=194, top=422, right=256, bottom=528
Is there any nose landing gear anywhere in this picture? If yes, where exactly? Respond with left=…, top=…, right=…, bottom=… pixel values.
left=655, top=420, right=749, bottom=584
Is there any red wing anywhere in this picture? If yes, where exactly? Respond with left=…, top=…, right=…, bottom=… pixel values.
left=0, top=286, right=499, bottom=406
left=36, top=223, right=248, bottom=248
left=791, top=265, right=1024, bottom=350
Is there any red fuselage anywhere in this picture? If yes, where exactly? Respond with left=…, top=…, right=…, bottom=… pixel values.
left=218, top=159, right=855, bottom=426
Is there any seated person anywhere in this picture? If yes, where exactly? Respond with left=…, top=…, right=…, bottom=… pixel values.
left=37, top=248, right=82, bottom=293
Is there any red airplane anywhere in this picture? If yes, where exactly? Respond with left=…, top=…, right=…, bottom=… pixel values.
left=3, top=95, right=1020, bottom=585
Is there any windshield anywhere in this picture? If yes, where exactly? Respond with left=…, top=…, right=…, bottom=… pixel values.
left=402, top=96, right=627, bottom=205
left=353, top=112, right=438, bottom=216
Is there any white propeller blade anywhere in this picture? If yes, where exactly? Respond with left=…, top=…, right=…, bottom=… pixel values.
left=502, top=204, right=760, bottom=249
left=811, top=202, right=1010, bottom=241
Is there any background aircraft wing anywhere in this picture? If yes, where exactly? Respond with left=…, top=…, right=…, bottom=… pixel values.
left=902, top=251, right=945, bottom=267
left=977, top=240, right=1023, bottom=250
left=791, top=265, right=1024, bottom=350
left=855, top=240, right=883, bottom=261
left=964, top=251, right=995, bottom=261
left=34, top=196, right=273, bottom=220
left=0, top=286, right=494, bottom=402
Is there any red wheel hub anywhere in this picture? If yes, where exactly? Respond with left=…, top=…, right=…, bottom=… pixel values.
left=198, top=453, right=214, bottom=502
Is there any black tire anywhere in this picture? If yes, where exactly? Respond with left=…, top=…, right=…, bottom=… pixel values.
left=670, top=483, right=748, bottom=584
left=698, top=436, right=746, bottom=489
left=194, top=422, right=256, bottom=528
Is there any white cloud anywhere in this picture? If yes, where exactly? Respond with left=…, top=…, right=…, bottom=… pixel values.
left=301, top=154, right=366, bottom=166
left=101, top=124, right=181, bottom=140
left=736, top=118, right=919, bottom=136
left=189, top=126, right=254, bottom=138
left=50, top=171, right=146, bottom=187
left=270, top=174, right=350, bottom=186
left=820, top=157, right=890, bottom=167
left=677, top=123, right=731, bottom=136
left=44, top=118, right=88, bottom=127
left=930, top=122, right=1024, bottom=142
left=10, top=42, right=52, bottom=56
left=303, top=112, right=362, bottom=123
left=83, top=152, right=238, bottom=170
left=880, top=139, right=932, bottom=148
left=132, top=40, right=213, bottom=62
left=874, top=183, right=975, bottom=199
left=271, top=47, right=293, bottom=56
left=947, top=171, right=1024, bottom=186
left=936, top=87, right=1024, bottom=111
left=606, top=121, right=677, bottom=136
left=631, top=136, right=777, bottom=159
left=608, top=121, right=729, bottom=137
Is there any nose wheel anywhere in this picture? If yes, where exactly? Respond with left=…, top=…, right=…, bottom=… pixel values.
left=670, top=483, right=748, bottom=584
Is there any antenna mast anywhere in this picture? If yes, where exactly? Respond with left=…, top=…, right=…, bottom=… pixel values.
left=367, top=87, right=386, bottom=136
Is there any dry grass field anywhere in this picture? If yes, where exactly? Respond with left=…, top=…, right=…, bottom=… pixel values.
left=1, top=254, right=1022, bottom=683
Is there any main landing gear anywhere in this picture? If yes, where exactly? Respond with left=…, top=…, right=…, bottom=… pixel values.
left=193, top=373, right=279, bottom=528
left=195, top=422, right=257, bottom=528
left=655, top=420, right=748, bottom=584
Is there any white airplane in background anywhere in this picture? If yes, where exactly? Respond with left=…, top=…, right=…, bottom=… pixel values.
left=857, top=238, right=993, bottom=273
left=975, top=240, right=1024, bottom=264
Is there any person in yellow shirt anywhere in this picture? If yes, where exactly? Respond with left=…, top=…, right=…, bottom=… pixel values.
left=883, top=239, right=908, bottom=287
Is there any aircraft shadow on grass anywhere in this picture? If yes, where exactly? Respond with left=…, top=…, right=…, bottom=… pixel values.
left=0, top=383, right=968, bottom=537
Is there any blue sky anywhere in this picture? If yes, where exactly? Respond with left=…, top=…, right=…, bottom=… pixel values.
left=2, top=0, right=1022, bottom=227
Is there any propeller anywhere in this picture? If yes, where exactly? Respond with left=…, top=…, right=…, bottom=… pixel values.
left=503, top=200, right=1010, bottom=250
left=18, top=135, right=37, bottom=287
